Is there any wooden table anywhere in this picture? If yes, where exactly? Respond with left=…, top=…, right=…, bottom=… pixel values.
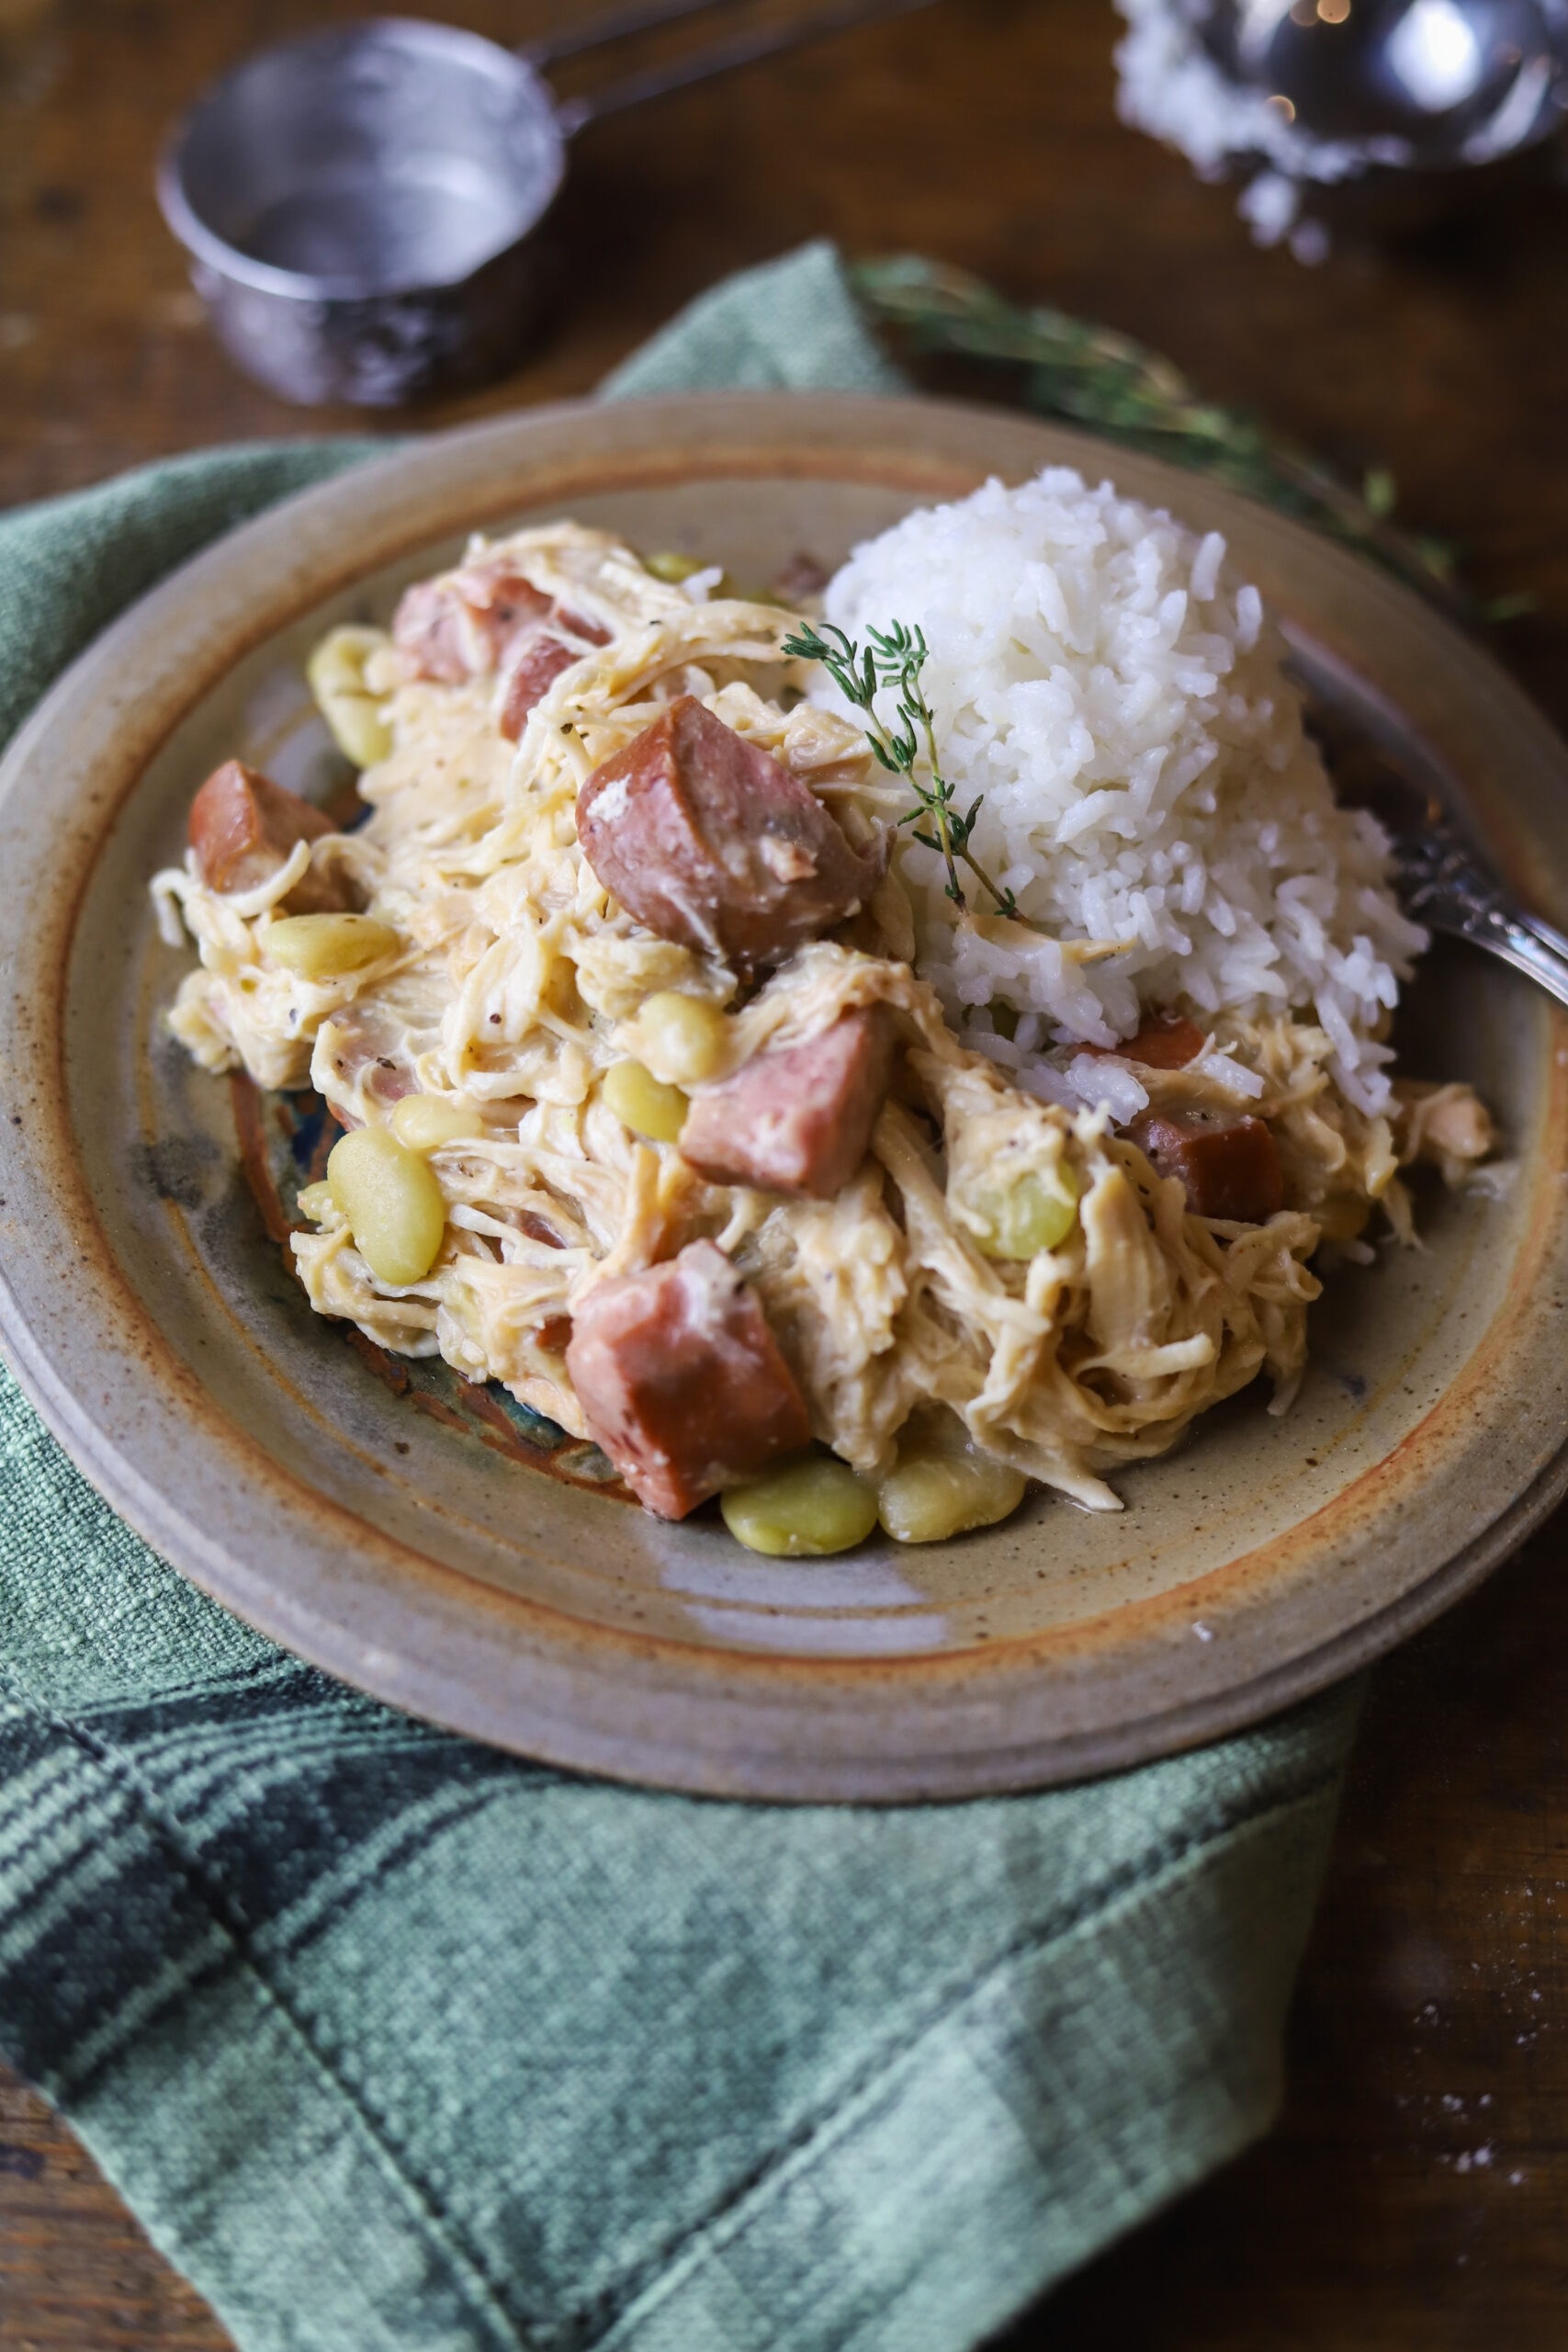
left=4, top=0, right=1568, bottom=2341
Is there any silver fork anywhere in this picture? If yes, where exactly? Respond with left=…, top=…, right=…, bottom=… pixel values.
left=1386, top=804, right=1568, bottom=1012
left=1307, top=694, right=1568, bottom=1011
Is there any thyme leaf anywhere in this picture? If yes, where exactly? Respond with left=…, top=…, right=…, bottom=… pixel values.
left=782, top=618, right=1032, bottom=923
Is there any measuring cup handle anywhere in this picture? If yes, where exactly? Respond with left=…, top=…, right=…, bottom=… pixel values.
left=547, top=0, right=936, bottom=135
left=521, top=0, right=752, bottom=71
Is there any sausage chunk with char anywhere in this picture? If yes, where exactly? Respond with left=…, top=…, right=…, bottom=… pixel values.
left=564, top=1240, right=810, bottom=1519
left=188, top=760, right=360, bottom=914
left=679, top=1010, right=893, bottom=1198
left=393, top=560, right=614, bottom=734
left=576, top=696, right=885, bottom=972
left=391, top=562, right=554, bottom=684
left=500, top=638, right=581, bottom=740
left=497, top=609, right=611, bottom=737
left=1128, top=1108, right=1284, bottom=1223
left=1083, top=1012, right=1206, bottom=1069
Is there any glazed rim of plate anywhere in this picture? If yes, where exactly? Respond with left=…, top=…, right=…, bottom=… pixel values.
left=1, top=392, right=1567, bottom=1802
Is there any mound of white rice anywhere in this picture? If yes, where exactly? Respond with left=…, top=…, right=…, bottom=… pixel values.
left=818, top=467, right=1426, bottom=1117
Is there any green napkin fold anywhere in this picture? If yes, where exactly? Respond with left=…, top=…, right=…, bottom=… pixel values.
left=0, top=240, right=1360, bottom=2352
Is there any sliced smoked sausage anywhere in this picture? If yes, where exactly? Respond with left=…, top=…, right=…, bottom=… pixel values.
left=1127, top=1108, right=1284, bottom=1223
left=1083, top=1012, right=1206, bottom=1069
left=188, top=760, right=360, bottom=914
left=499, top=638, right=581, bottom=740
left=393, top=560, right=613, bottom=711
left=563, top=1240, right=810, bottom=1518
left=392, top=562, right=552, bottom=684
left=575, top=696, right=884, bottom=972
left=679, top=1010, right=893, bottom=1198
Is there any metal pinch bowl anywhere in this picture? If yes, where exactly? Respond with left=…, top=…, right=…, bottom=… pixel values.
left=157, top=0, right=930, bottom=407
left=1199, top=0, right=1568, bottom=164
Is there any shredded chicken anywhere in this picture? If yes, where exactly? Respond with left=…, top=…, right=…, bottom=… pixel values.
left=151, top=522, right=1492, bottom=1518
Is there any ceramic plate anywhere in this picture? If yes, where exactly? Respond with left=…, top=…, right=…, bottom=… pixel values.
left=3, top=393, right=1566, bottom=1800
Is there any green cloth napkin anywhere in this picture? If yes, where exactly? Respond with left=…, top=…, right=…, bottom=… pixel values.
left=0, top=241, right=1360, bottom=2352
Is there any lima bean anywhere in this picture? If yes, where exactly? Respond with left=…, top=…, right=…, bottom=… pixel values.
left=307, top=626, right=394, bottom=768
left=265, top=912, right=400, bottom=978
left=878, top=1450, right=1027, bottom=1544
left=604, top=1057, right=689, bottom=1143
left=971, top=1166, right=1079, bottom=1260
left=635, top=991, right=728, bottom=1084
left=641, top=550, right=702, bottom=583
left=391, top=1095, right=485, bottom=1151
left=721, top=1455, right=880, bottom=1556
left=327, top=1127, right=446, bottom=1285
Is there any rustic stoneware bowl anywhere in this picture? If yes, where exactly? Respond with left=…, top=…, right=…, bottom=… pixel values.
left=2, top=394, right=1566, bottom=1800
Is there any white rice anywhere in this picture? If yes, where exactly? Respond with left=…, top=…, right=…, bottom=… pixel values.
left=818, top=467, right=1427, bottom=1116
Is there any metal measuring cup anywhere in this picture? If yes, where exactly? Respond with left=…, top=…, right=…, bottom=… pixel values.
left=157, top=0, right=931, bottom=407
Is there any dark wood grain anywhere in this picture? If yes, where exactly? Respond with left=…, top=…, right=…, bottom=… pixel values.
left=5, top=0, right=1568, bottom=2342
left=1010, top=1510, right=1568, bottom=2349
left=0, top=2068, right=229, bottom=2346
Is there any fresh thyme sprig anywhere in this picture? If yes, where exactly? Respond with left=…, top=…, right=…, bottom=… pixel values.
left=782, top=618, right=1030, bottom=923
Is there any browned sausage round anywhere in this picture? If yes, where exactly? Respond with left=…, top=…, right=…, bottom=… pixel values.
left=1127, top=1107, right=1284, bottom=1223
left=499, top=638, right=580, bottom=740
left=576, top=697, right=885, bottom=972
left=1083, top=1012, right=1206, bottom=1069
left=391, top=564, right=552, bottom=684
left=679, top=1010, right=893, bottom=1198
left=187, top=760, right=359, bottom=914
left=563, top=1240, right=810, bottom=1518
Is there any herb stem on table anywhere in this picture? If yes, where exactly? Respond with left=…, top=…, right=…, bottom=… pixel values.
left=848, top=255, right=1477, bottom=616
left=782, top=619, right=1035, bottom=926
